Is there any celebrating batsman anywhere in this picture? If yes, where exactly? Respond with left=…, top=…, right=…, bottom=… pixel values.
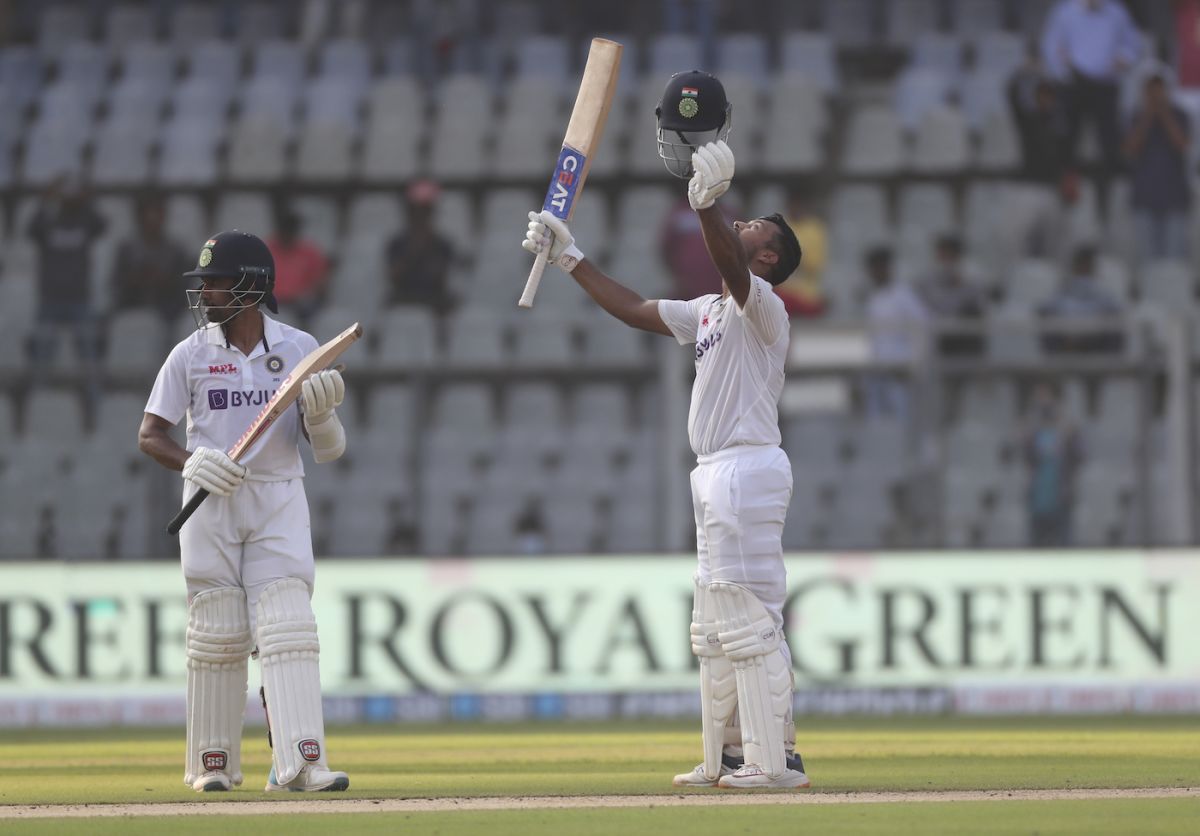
left=137, top=231, right=350, bottom=793
left=522, top=71, right=808, bottom=789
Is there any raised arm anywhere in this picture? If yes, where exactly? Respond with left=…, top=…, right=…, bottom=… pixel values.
left=688, top=141, right=750, bottom=306
left=522, top=210, right=672, bottom=336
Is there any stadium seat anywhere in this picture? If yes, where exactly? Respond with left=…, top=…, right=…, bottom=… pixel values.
left=236, top=1, right=286, bottom=43
left=444, top=308, right=508, bottom=369
left=893, top=67, right=954, bottom=130
left=822, top=0, right=878, bottom=47
left=214, top=192, right=273, bottom=237
left=885, top=0, right=943, bottom=46
left=514, top=35, right=569, bottom=78
left=909, top=105, right=970, bottom=173
left=239, top=77, right=302, bottom=133
left=165, top=194, right=209, bottom=249
left=647, top=34, right=701, bottom=76
left=226, top=115, right=289, bottom=183
left=318, top=39, right=372, bottom=84
left=89, top=121, right=155, bottom=187
left=291, top=195, right=340, bottom=253
left=1139, top=260, right=1195, bottom=313
left=512, top=314, right=576, bottom=367
left=250, top=39, right=309, bottom=82
left=346, top=194, right=402, bottom=238
left=184, top=40, right=243, bottom=87
left=371, top=307, right=438, bottom=370
left=974, top=31, right=1026, bottom=74
left=778, top=33, right=839, bottom=94
left=37, top=4, right=93, bottom=50
left=716, top=34, right=768, bottom=83
left=841, top=105, right=903, bottom=175
left=292, top=118, right=352, bottom=179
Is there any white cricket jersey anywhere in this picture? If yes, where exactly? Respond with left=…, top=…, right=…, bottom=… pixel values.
left=145, top=314, right=319, bottom=480
left=659, top=273, right=790, bottom=457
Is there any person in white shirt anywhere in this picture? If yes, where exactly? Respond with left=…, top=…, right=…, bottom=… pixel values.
left=863, top=245, right=929, bottom=420
left=521, top=71, right=810, bottom=790
left=137, top=230, right=349, bottom=794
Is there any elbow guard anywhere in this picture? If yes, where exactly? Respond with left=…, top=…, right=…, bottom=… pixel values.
left=304, top=411, right=346, bottom=463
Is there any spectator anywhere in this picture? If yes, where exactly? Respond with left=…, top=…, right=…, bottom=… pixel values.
left=863, top=246, right=928, bottom=419
left=385, top=179, right=456, bottom=314
left=660, top=195, right=725, bottom=299
left=1022, top=382, right=1083, bottom=547
left=1008, top=54, right=1075, bottom=256
left=774, top=187, right=828, bottom=318
left=111, top=191, right=192, bottom=321
left=916, top=235, right=987, bottom=357
left=1038, top=244, right=1124, bottom=353
left=27, top=173, right=106, bottom=370
left=1123, top=72, right=1192, bottom=262
left=266, top=203, right=330, bottom=326
left=1041, top=0, right=1142, bottom=187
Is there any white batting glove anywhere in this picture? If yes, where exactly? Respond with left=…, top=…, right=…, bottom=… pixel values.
left=688, top=140, right=735, bottom=211
left=522, top=210, right=586, bottom=272
left=301, top=368, right=344, bottom=423
left=183, top=447, right=248, bottom=497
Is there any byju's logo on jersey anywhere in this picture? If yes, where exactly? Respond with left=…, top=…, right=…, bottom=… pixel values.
left=207, top=388, right=277, bottom=410
left=208, top=363, right=237, bottom=375
left=695, top=329, right=722, bottom=361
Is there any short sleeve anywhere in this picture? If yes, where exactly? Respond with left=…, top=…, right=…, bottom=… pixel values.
left=145, top=340, right=191, bottom=425
left=734, top=274, right=789, bottom=345
left=658, top=297, right=706, bottom=345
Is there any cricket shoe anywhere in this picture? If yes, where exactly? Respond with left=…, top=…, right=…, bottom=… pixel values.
left=191, top=771, right=233, bottom=792
left=265, top=764, right=350, bottom=792
left=672, top=753, right=744, bottom=787
left=717, top=753, right=810, bottom=789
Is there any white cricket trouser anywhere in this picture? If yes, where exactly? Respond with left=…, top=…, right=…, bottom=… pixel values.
left=180, top=479, right=315, bottom=630
left=690, top=444, right=793, bottom=648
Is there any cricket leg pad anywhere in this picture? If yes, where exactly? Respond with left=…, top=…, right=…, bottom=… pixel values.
left=684, top=579, right=738, bottom=783
left=711, top=582, right=793, bottom=780
left=185, top=587, right=253, bottom=788
left=256, top=578, right=333, bottom=786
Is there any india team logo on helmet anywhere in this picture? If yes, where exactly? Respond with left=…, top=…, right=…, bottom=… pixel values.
left=655, top=70, right=732, bottom=178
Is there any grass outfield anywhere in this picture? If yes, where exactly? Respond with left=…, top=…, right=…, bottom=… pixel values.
left=1, top=716, right=1197, bottom=834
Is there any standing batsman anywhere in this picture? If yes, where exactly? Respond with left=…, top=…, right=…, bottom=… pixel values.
left=522, top=71, right=808, bottom=789
left=138, top=230, right=350, bottom=793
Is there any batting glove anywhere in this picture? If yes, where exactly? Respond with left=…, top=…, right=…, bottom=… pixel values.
left=183, top=447, right=248, bottom=497
left=688, top=140, right=735, bottom=211
left=301, top=368, right=344, bottom=423
left=522, top=210, right=586, bottom=272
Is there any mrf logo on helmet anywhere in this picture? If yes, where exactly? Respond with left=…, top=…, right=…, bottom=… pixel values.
left=655, top=70, right=732, bottom=179
left=183, top=229, right=278, bottom=329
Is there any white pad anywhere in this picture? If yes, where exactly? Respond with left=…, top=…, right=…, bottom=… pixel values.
left=711, top=581, right=794, bottom=778
left=256, top=578, right=327, bottom=785
left=690, top=579, right=738, bottom=781
left=185, top=587, right=253, bottom=786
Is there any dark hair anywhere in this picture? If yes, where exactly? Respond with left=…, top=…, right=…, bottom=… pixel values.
left=865, top=245, right=893, bottom=270
left=758, top=213, right=802, bottom=285
left=936, top=234, right=962, bottom=257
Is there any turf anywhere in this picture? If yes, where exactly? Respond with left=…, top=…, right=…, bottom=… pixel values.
left=0, top=717, right=1196, bottom=834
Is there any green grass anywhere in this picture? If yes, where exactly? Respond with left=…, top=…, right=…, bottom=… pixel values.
left=0, top=717, right=1197, bottom=834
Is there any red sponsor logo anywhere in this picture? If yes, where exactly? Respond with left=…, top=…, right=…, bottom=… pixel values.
left=557, top=169, right=575, bottom=187
left=202, top=750, right=227, bottom=771
left=209, top=363, right=238, bottom=375
left=298, top=739, right=321, bottom=762
left=701, top=316, right=709, bottom=326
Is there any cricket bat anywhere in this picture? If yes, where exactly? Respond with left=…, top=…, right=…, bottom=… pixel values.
left=518, top=37, right=622, bottom=308
left=166, top=322, right=364, bottom=535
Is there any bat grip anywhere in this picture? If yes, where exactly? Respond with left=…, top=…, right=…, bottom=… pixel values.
left=166, top=487, right=210, bottom=536
left=518, top=249, right=548, bottom=308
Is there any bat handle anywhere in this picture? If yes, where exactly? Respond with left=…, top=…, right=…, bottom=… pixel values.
left=518, top=249, right=548, bottom=308
left=166, top=487, right=210, bottom=536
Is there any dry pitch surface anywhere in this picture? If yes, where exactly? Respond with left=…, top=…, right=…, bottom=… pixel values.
left=1, top=717, right=1197, bottom=834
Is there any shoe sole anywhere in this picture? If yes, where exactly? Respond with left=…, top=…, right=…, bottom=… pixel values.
left=718, top=778, right=812, bottom=789
left=671, top=778, right=719, bottom=788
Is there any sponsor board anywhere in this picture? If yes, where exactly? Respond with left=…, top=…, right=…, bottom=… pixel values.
left=0, top=553, right=1197, bottom=706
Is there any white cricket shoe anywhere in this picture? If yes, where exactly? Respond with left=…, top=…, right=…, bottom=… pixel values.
left=717, top=763, right=811, bottom=789
left=265, top=764, right=350, bottom=793
left=191, top=771, right=232, bottom=792
left=672, top=754, right=741, bottom=787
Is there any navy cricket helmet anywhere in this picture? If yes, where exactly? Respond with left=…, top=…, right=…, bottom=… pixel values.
left=184, top=230, right=278, bottom=326
left=655, top=70, right=732, bottom=178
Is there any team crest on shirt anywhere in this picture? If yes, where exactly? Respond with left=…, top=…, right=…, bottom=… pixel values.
left=265, top=355, right=285, bottom=374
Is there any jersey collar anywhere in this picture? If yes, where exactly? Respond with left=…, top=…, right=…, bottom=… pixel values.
left=201, top=312, right=281, bottom=357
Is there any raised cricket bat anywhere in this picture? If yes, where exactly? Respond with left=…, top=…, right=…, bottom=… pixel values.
left=166, top=322, right=364, bottom=535
left=518, top=37, right=622, bottom=308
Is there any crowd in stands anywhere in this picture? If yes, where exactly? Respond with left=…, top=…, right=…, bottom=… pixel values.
left=0, top=0, right=1197, bottom=558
